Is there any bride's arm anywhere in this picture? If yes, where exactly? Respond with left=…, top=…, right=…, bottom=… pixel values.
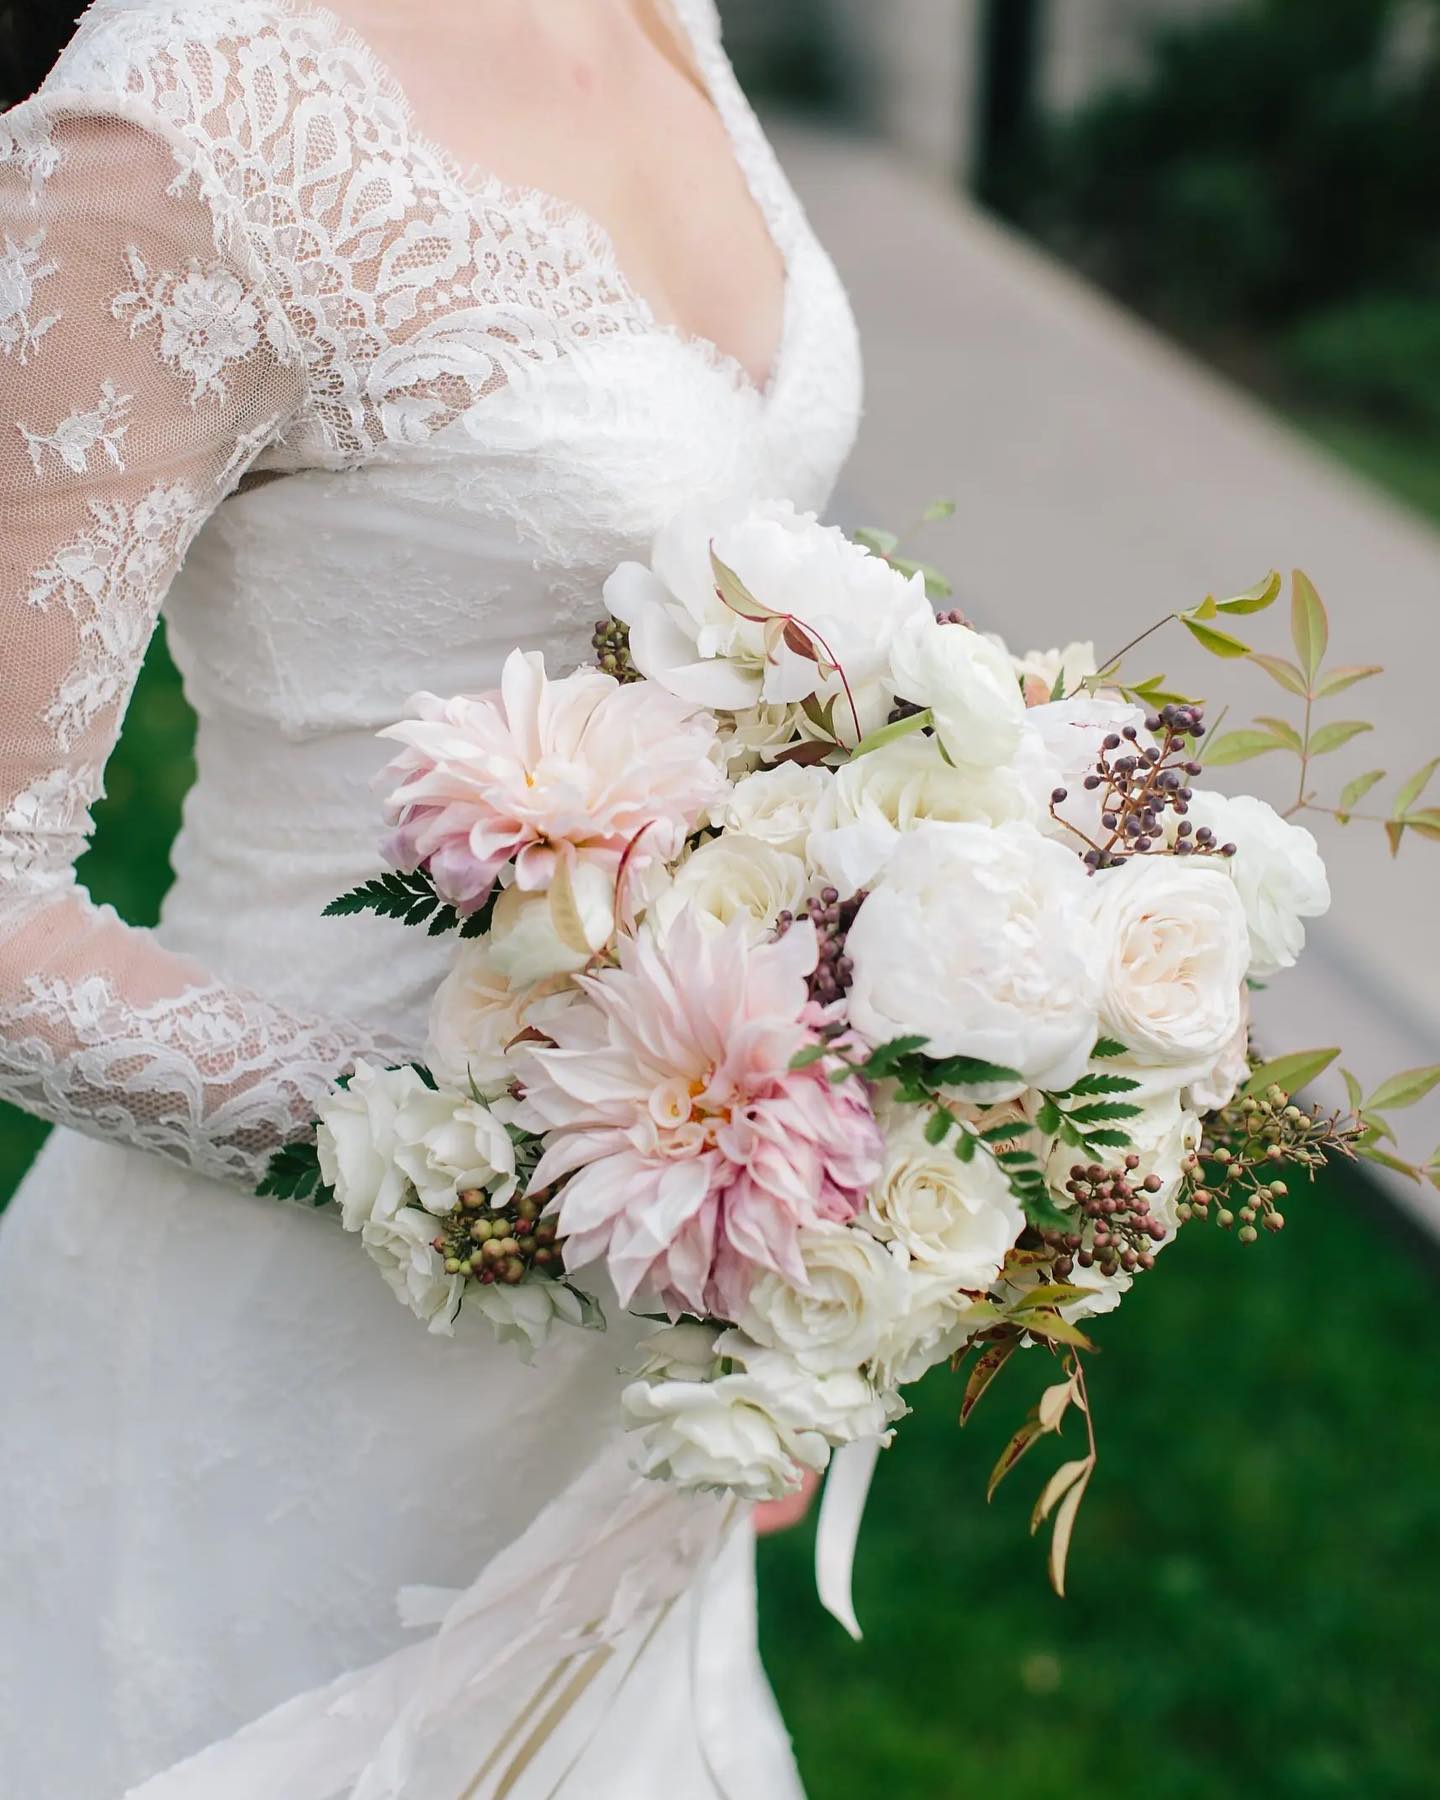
left=0, top=99, right=394, bottom=1189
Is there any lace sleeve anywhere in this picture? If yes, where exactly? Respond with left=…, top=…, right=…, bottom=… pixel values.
left=0, top=96, right=395, bottom=1190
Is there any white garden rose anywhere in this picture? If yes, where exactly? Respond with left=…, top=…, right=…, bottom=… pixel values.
left=317, top=1060, right=430, bottom=1231
left=714, top=763, right=832, bottom=860
left=390, top=1086, right=518, bottom=1217
left=361, top=1206, right=463, bottom=1335
left=723, top=1333, right=898, bottom=1444
left=469, top=1277, right=590, bottom=1362
left=809, top=732, right=1040, bottom=896
left=869, top=1266, right=978, bottom=1390
left=1005, top=639, right=1099, bottom=703
left=1085, top=857, right=1250, bottom=1075
left=652, top=834, right=811, bottom=940
left=486, top=862, right=615, bottom=985
left=845, top=821, right=1102, bottom=1099
left=621, top=1373, right=827, bottom=1500
left=864, top=1107, right=1026, bottom=1286
left=888, top=612, right=1027, bottom=771
left=739, top=1222, right=909, bottom=1376
left=1183, top=791, right=1330, bottom=978
left=605, top=499, right=932, bottom=743
left=1188, top=996, right=1250, bottom=1115
left=425, top=938, right=576, bottom=1098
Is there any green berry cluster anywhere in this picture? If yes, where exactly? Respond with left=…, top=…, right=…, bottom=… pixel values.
left=591, top=617, right=642, bottom=684
left=432, top=1188, right=562, bottom=1287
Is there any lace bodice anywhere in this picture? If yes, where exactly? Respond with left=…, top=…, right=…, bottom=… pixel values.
left=0, top=0, right=861, bottom=1189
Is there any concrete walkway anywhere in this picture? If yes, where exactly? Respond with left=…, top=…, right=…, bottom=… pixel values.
left=777, top=125, right=1440, bottom=1230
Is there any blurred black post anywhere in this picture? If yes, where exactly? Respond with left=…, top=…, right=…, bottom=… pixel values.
left=976, top=0, right=1043, bottom=199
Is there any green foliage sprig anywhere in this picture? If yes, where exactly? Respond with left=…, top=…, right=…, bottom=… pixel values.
left=323, top=867, right=497, bottom=937
left=257, top=1138, right=332, bottom=1206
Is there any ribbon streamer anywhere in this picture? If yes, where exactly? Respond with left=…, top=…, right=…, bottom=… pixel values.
left=814, top=1437, right=882, bottom=1642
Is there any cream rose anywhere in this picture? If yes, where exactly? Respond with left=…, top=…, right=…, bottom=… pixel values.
left=845, top=821, right=1102, bottom=1099
left=865, top=1108, right=1026, bottom=1287
left=1183, top=791, right=1330, bottom=978
left=869, top=1264, right=978, bottom=1390
left=738, top=1222, right=909, bottom=1376
left=652, top=834, right=811, bottom=939
left=888, top=612, right=1027, bottom=771
left=714, top=763, right=832, bottom=860
left=390, top=1086, right=518, bottom=1217
left=723, top=1333, right=897, bottom=1444
left=1085, top=857, right=1250, bottom=1074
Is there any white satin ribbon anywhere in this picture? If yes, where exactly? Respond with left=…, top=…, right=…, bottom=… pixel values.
left=814, top=1437, right=882, bottom=1642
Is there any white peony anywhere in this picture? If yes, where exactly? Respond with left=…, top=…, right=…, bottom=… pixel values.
left=426, top=937, right=576, bottom=1099
left=390, top=1086, right=518, bottom=1217
left=652, top=834, right=811, bottom=940
left=1021, top=696, right=1152, bottom=845
left=738, top=1222, right=910, bottom=1376
left=605, top=499, right=932, bottom=743
left=1085, top=857, right=1250, bottom=1076
left=845, top=821, right=1102, bottom=1098
left=469, top=1278, right=591, bottom=1362
left=864, top=1107, right=1026, bottom=1287
left=486, top=862, right=616, bottom=986
left=713, top=762, right=833, bottom=860
left=888, top=612, right=1027, bottom=771
left=361, top=1205, right=463, bottom=1335
left=621, top=1373, right=827, bottom=1500
left=317, top=1060, right=430, bottom=1231
left=809, top=732, right=1040, bottom=896
left=1183, top=791, right=1330, bottom=978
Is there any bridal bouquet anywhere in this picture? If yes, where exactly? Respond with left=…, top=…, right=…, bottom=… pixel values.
left=264, top=502, right=1439, bottom=1593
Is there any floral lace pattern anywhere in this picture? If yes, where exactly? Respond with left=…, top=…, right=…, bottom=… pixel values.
left=0, top=230, right=61, bottom=363
left=18, top=377, right=132, bottom=476
left=112, top=250, right=266, bottom=402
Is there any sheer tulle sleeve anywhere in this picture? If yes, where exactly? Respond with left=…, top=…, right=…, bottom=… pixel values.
left=0, top=97, right=395, bottom=1188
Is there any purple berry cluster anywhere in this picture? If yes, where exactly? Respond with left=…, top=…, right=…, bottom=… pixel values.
left=775, top=886, right=869, bottom=1006
left=1051, top=703, right=1237, bottom=871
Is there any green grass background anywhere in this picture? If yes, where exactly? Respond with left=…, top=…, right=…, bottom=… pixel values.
left=4, top=431, right=1440, bottom=1797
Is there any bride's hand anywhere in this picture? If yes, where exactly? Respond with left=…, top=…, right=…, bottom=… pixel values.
left=754, top=1470, right=819, bottom=1536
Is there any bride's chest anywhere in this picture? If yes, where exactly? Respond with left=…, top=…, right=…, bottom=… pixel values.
left=166, top=283, right=860, bottom=739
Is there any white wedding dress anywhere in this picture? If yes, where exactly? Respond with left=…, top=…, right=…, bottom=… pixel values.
left=0, top=3, right=861, bottom=1794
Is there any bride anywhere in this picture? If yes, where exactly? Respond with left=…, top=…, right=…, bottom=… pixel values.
left=0, top=1, right=860, bottom=1794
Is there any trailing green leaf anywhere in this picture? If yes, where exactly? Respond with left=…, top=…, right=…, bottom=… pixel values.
left=259, top=1140, right=333, bottom=1207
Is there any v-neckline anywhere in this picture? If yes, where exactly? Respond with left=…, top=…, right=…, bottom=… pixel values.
left=286, top=0, right=795, bottom=405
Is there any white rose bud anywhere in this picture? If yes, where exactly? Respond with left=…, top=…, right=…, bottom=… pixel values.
left=426, top=938, right=576, bottom=1099
left=469, top=1278, right=590, bottom=1363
